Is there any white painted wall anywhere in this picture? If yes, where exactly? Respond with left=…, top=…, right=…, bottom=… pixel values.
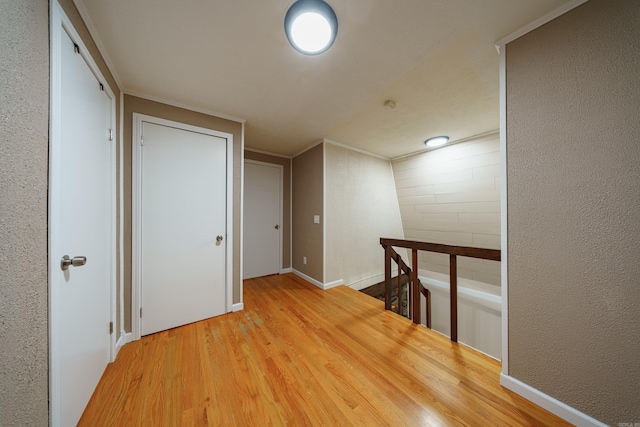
left=419, top=271, right=501, bottom=359
left=392, top=133, right=502, bottom=358
left=324, top=142, right=405, bottom=289
left=391, top=133, right=501, bottom=289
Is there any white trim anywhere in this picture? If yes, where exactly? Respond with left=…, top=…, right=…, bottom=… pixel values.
left=131, top=114, right=234, bottom=340
left=49, top=3, right=117, bottom=424
left=322, top=142, right=327, bottom=284
left=125, top=90, right=246, bottom=124
left=71, top=0, right=123, bottom=90
left=232, top=303, right=244, bottom=312
left=239, top=122, right=245, bottom=305
left=110, top=80, right=117, bottom=365
left=293, top=269, right=324, bottom=289
left=281, top=268, right=293, bottom=274
left=244, top=159, right=284, bottom=277
left=245, top=147, right=292, bottom=159
left=499, top=39, right=509, bottom=376
left=119, top=92, right=125, bottom=340
left=500, top=375, right=607, bottom=427
left=225, top=123, right=234, bottom=314
left=495, top=0, right=589, bottom=47
left=323, top=138, right=390, bottom=161
left=390, top=130, right=500, bottom=162
left=292, top=139, right=324, bottom=158
left=292, top=269, right=343, bottom=290
left=323, top=279, right=344, bottom=290
left=131, top=113, right=141, bottom=341
left=115, top=332, right=132, bottom=355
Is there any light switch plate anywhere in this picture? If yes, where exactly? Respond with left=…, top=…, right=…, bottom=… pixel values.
left=314, top=215, right=320, bottom=224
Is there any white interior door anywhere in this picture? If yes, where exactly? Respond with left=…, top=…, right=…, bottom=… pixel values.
left=140, top=121, right=228, bottom=336
left=50, top=13, right=114, bottom=427
left=243, top=161, right=282, bottom=279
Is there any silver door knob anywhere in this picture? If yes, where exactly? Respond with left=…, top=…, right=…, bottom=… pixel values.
left=216, top=235, right=223, bottom=243
left=61, top=255, right=87, bottom=271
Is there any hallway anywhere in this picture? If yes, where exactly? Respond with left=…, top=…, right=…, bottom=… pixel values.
left=80, top=274, right=567, bottom=426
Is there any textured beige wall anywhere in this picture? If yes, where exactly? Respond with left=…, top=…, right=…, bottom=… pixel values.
left=292, top=144, right=324, bottom=282
left=244, top=151, right=291, bottom=270
left=0, top=1, right=49, bottom=424
left=124, top=95, right=243, bottom=330
left=325, top=143, right=405, bottom=286
left=392, top=134, right=501, bottom=290
left=506, top=0, right=640, bottom=423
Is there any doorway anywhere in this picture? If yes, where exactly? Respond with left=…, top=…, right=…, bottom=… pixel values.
left=243, top=160, right=283, bottom=279
left=132, top=114, right=234, bottom=338
left=49, top=4, right=116, bottom=426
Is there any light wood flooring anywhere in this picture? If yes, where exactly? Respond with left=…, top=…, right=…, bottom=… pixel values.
left=80, top=273, right=569, bottom=426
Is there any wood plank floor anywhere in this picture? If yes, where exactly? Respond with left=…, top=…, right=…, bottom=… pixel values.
left=80, top=273, right=569, bottom=426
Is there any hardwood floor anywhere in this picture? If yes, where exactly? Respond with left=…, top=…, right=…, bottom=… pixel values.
left=80, top=273, right=569, bottom=426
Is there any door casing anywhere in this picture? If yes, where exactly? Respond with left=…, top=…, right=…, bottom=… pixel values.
left=243, top=159, right=283, bottom=278
left=131, top=114, right=234, bottom=341
left=49, top=3, right=117, bottom=425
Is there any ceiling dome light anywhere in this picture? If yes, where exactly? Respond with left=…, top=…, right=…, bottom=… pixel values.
left=425, top=136, right=450, bottom=148
left=285, top=0, right=338, bottom=55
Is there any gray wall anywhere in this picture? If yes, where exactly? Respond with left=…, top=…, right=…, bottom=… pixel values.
left=506, top=0, right=640, bottom=424
left=292, top=144, right=324, bottom=282
left=0, top=0, right=50, bottom=424
left=244, top=150, right=291, bottom=270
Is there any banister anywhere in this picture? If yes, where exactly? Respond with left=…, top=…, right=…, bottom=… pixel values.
left=380, top=237, right=501, bottom=342
left=380, top=238, right=501, bottom=261
left=383, top=245, right=422, bottom=321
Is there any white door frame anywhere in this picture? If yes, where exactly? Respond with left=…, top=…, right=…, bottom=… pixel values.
left=244, top=159, right=284, bottom=275
left=49, top=2, right=117, bottom=425
left=131, top=114, right=234, bottom=341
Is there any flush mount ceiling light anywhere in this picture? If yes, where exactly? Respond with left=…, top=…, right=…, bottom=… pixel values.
left=284, top=0, right=338, bottom=55
left=424, top=136, right=450, bottom=148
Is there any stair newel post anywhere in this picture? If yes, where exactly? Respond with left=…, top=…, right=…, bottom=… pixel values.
left=412, top=249, right=420, bottom=325
left=450, top=254, right=458, bottom=342
left=384, top=245, right=392, bottom=311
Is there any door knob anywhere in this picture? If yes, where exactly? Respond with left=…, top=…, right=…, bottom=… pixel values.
left=216, top=235, right=223, bottom=243
left=274, top=224, right=279, bottom=230
left=61, top=255, right=87, bottom=271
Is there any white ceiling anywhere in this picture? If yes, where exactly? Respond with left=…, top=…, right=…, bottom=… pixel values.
left=75, top=0, right=573, bottom=159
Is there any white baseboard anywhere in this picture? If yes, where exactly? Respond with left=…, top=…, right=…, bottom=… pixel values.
left=292, top=269, right=343, bottom=290
left=347, top=272, right=394, bottom=291
left=323, top=278, right=343, bottom=290
left=280, top=267, right=292, bottom=274
left=293, top=269, right=324, bottom=288
left=115, top=332, right=132, bottom=356
left=500, top=374, right=606, bottom=427
left=232, top=302, right=244, bottom=312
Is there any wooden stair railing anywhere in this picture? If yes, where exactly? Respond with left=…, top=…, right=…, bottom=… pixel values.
left=380, top=238, right=501, bottom=342
left=383, top=245, right=431, bottom=326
